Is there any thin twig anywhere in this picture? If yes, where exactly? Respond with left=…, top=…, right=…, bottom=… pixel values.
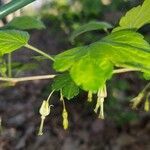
left=0, top=74, right=56, bottom=83
left=113, top=68, right=140, bottom=74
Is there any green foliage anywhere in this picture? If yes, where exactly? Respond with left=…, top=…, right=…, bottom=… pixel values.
left=70, top=21, right=112, bottom=42
left=0, top=30, right=29, bottom=56
left=143, top=73, right=150, bottom=80
left=103, top=30, right=150, bottom=72
left=0, top=0, right=149, bottom=130
left=54, top=30, right=150, bottom=92
left=52, top=73, right=79, bottom=99
left=2, top=16, right=45, bottom=30
left=113, top=0, right=150, bottom=32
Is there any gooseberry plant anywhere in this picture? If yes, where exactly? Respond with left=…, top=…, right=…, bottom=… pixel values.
left=0, top=0, right=150, bottom=135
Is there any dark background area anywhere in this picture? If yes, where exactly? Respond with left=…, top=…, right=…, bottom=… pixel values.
left=0, top=0, right=150, bottom=150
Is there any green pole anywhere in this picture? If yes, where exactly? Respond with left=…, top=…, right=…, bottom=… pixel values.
left=0, top=0, right=36, bottom=20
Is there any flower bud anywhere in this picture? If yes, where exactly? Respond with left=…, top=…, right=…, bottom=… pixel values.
left=39, top=100, right=50, bottom=117
left=94, top=86, right=106, bottom=119
left=38, top=100, right=53, bottom=135
left=62, top=108, right=68, bottom=130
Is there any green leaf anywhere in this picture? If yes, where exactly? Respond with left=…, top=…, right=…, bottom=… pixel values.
left=52, top=73, right=79, bottom=100
left=102, top=30, right=150, bottom=73
left=3, top=16, right=45, bottom=30
left=0, top=30, right=29, bottom=56
left=62, top=81, right=79, bottom=100
left=54, top=30, right=150, bottom=92
left=70, top=55, right=113, bottom=91
left=113, top=0, right=150, bottom=32
left=70, top=21, right=112, bottom=42
left=143, top=73, right=150, bottom=80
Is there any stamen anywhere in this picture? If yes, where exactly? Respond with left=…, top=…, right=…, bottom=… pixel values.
left=94, top=97, right=101, bottom=113
left=94, top=84, right=107, bottom=119
left=98, top=97, right=104, bottom=119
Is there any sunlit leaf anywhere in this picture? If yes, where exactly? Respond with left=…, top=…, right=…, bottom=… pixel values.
left=0, top=30, right=29, bottom=56
left=54, top=30, right=150, bottom=92
left=113, top=0, right=150, bottom=32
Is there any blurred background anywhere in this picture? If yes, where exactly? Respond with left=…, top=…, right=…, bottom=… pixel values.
left=0, top=0, right=150, bottom=150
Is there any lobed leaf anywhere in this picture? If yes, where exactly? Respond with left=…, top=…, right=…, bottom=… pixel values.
left=113, top=0, right=150, bottom=32
left=54, top=30, right=150, bottom=92
left=102, top=30, right=150, bottom=73
left=0, top=30, right=29, bottom=56
left=52, top=73, right=79, bottom=100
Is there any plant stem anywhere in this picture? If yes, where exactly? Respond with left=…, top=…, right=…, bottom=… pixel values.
left=0, top=74, right=56, bottom=83
left=25, top=44, right=55, bottom=62
left=47, top=90, right=55, bottom=103
left=8, top=53, right=12, bottom=77
left=113, top=68, right=140, bottom=74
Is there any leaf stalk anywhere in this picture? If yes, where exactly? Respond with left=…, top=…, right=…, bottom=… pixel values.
left=25, top=44, right=55, bottom=62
